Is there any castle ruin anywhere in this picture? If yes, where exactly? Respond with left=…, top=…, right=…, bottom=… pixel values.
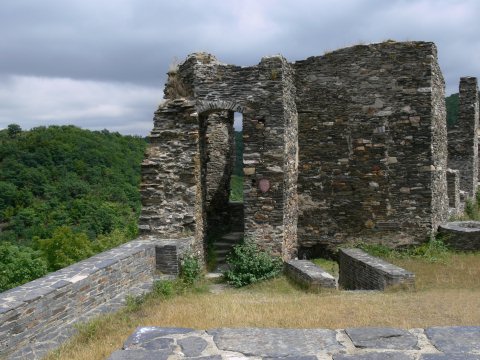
left=139, top=40, right=479, bottom=261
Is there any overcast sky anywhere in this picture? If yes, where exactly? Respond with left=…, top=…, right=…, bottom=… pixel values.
left=1, top=0, right=479, bottom=135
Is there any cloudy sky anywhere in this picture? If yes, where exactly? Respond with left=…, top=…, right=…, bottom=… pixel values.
left=1, top=0, right=479, bottom=135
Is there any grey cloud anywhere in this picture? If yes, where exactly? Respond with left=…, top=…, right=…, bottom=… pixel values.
left=1, top=0, right=480, bottom=134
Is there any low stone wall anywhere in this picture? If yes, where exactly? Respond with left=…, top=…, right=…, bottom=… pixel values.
left=438, top=221, right=480, bottom=250
left=338, top=248, right=415, bottom=290
left=284, top=260, right=336, bottom=289
left=0, top=237, right=189, bottom=360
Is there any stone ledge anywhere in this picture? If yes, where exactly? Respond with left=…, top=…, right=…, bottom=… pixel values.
left=338, top=248, right=415, bottom=291
left=284, top=260, right=336, bottom=289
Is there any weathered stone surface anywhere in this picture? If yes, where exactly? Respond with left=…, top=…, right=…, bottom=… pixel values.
left=284, top=260, right=336, bottom=289
left=208, top=328, right=343, bottom=356
left=425, top=326, right=480, bottom=354
left=420, top=355, right=480, bottom=360
left=333, top=353, right=413, bottom=360
left=108, top=349, right=172, bottom=360
left=110, top=326, right=480, bottom=360
left=178, top=336, right=209, bottom=357
left=448, top=77, right=479, bottom=198
left=437, top=221, right=480, bottom=250
left=295, top=41, right=448, bottom=251
left=345, top=327, right=418, bottom=350
left=124, top=327, right=195, bottom=350
left=338, top=249, right=415, bottom=290
left=265, top=357, right=318, bottom=360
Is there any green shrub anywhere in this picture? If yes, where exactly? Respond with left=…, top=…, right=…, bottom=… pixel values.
left=152, top=280, right=175, bottom=298
left=409, top=236, right=449, bottom=262
left=223, top=240, right=283, bottom=287
left=180, top=254, right=202, bottom=285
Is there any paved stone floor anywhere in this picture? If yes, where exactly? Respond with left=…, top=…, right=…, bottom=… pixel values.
left=108, top=326, right=480, bottom=360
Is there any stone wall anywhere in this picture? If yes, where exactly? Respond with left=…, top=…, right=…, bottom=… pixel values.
left=294, top=41, right=448, bottom=251
left=139, top=99, right=205, bottom=258
left=157, top=53, right=299, bottom=259
left=0, top=239, right=158, bottom=360
left=141, top=41, right=452, bottom=257
left=446, top=169, right=461, bottom=212
left=447, top=77, right=479, bottom=198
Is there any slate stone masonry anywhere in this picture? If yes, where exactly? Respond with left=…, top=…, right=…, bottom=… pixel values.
left=448, top=77, right=479, bottom=198
left=0, top=237, right=188, bottom=360
left=338, top=248, right=415, bottom=290
left=108, top=326, right=480, bottom=359
left=295, top=41, right=448, bottom=251
left=141, top=41, right=456, bottom=259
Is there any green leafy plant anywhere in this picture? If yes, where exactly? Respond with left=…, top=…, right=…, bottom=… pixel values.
left=223, top=239, right=283, bottom=287
left=180, top=254, right=202, bottom=286
left=152, top=280, right=175, bottom=298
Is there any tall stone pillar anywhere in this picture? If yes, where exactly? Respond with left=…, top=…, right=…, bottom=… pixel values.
left=448, top=77, right=479, bottom=198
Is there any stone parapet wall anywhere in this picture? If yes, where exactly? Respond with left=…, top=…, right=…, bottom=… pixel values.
left=0, top=238, right=162, bottom=360
left=448, top=77, right=479, bottom=198
left=338, top=248, right=415, bottom=290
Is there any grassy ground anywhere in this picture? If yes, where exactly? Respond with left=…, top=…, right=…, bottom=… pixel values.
left=45, top=252, right=480, bottom=360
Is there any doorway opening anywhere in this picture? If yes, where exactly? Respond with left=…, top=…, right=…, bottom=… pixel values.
left=201, top=110, right=244, bottom=271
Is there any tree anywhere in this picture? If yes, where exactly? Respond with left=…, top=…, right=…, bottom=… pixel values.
left=7, top=123, right=22, bottom=138
left=35, top=226, right=93, bottom=271
left=0, top=242, right=48, bottom=292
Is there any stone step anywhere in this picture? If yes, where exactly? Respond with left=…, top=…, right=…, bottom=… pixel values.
left=220, top=232, right=243, bottom=242
left=213, top=241, right=238, bottom=250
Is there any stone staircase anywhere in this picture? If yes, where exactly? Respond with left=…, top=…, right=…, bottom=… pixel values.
left=211, top=201, right=244, bottom=271
left=212, top=231, right=243, bottom=268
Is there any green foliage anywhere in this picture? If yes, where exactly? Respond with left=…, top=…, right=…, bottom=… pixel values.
left=233, top=131, right=243, bottom=176
left=0, top=125, right=146, bottom=290
left=35, top=226, right=94, bottom=271
left=0, top=242, right=48, bottom=291
left=180, top=254, right=202, bottom=286
left=356, top=236, right=450, bottom=263
left=408, top=236, right=449, bottom=262
left=229, top=175, right=243, bottom=202
left=311, top=258, right=339, bottom=277
left=224, top=239, right=283, bottom=287
left=7, top=124, right=22, bottom=138
left=463, top=192, right=480, bottom=220
left=152, top=280, right=175, bottom=298
left=446, top=93, right=459, bottom=127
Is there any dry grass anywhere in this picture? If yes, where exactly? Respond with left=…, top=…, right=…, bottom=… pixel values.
left=45, top=252, right=480, bottom=360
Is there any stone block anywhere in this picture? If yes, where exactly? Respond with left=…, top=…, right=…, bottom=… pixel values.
left=345, top=327, right=418, bottom=350
left=284, top=260, right=336, bottom=289
left=438, top=221, right=480, bottom=251
left=425, top=326, right=480, bottom=354
left=338, top=249, right=415, bottom=291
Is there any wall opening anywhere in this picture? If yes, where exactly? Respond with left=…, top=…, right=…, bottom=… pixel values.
left=200, top=110, right=244, bottom=271
left=230, top=112, right=243, bottom=203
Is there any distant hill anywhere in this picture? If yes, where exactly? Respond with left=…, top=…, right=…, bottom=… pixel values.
left=0, top=125, right=146, bottom=291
